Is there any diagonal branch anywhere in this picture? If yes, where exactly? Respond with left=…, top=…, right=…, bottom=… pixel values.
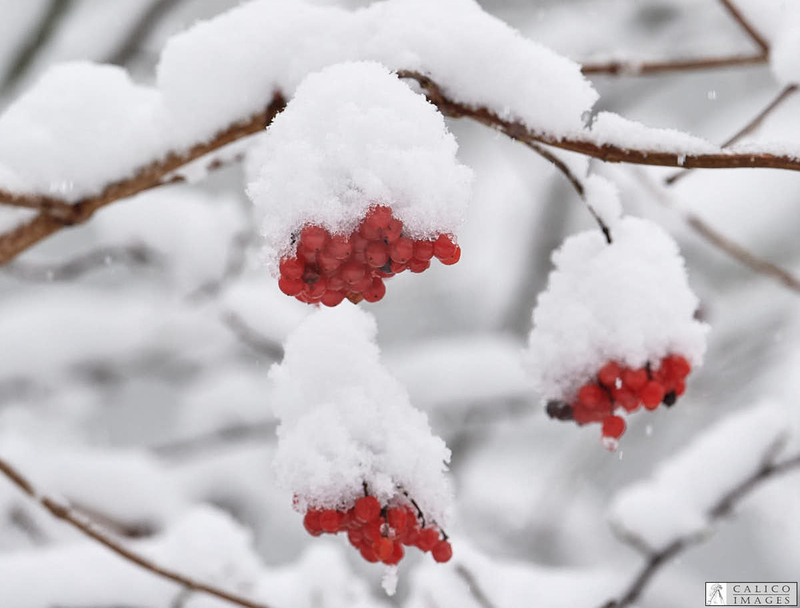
left=0, top=455, right=273, bottom=608
left=581, top=53, right=766, bottom=77
left=602, top=451, right=800, bottom=608
left=717, top=0, right=770, bottom=54
left=0, top=93, right=286, bottom=264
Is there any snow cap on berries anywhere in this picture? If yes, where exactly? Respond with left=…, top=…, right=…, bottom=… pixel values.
left=525, top=216, right=708, bottom=401
left=268, top=304, right=453, bottom=526
left=246, top=61, right=472, bottom=270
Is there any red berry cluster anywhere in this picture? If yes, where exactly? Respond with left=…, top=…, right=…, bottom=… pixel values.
left=546, top=354, right=692, bottom=447
left=302, top=495, right=452, bottom=565
left=278, top=205, right=461, bottom=306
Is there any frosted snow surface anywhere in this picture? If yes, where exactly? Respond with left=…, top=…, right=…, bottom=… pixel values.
left=609, top=402, right=790, bottom=550
left=247, top=62, right=472, bottom=265
left=268, top=304, right=453, bottom=526
left=525, top=216, right=708, bottom=401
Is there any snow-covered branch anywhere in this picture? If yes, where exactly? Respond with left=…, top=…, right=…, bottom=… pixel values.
left=0, top=455, right=273, bottom=608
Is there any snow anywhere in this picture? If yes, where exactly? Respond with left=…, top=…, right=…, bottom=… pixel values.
left=770, top=21, right=800, bottom=86
left=525, top=216, right=708, bottom=401
left=585, top=112, right=721, bottom=154
left=608, top=401, right=790, bottom=551
left=268, top=304, right=453, bottom=527
left=0, top=61, right=164, bottom=201
left=246, top=61, right=472, bottom=267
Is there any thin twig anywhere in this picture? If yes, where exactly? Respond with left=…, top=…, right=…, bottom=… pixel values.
left=604, top=452, right=800, bottom=608
left=151, top=420, right=277, bottom=459
left=717, top=0, right=770, bottom=53
left=666, top=84, right=799, bottom=185
left=0, top=455, right=273, bottom=608
left=581, top=53, right=766, bottom=77
left=0, top=0, right=75, bottom=93
left=2, top=244, right=162, bottom=282
left=455, top=564, right=500, bottom=608
left=106, top=0, right=184, bottom=67
left=221, top=311, right=284, bottom=360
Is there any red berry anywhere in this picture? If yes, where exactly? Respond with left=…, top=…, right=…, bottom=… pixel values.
left=303, top=279, right=327, bottom=300
left=602, top=415, right=626, bottom=439
left=303, top=510, right=322, bottom=536
left=327, top=235, right=352, bottom=259
left=674, top=379, right=686, bottom=396
left=416, top=528, right=440, bottom=552
left=390, top=260, right=408, bottom=274
left=363, top=520, right=383, bottom=543
left=578, top=383, right=610, bottom=410
left=374, top=537, right=394, bottom=561
left=413, top=240, right=435, bottom=262
left=347, top=528, right=363, bottom=547
left=387, top=508, right=407, bottom=533
left=431, top=540, right=453, bottom=563
left=573, top=403, right=606, bottom=425
left=340, top=262, right=366, bottom=285
left=433, top=235, right=457, bottom=260
left=300, top=226, right=328, bottom=251
left=320, top=509, right=342, bottom=533
left=384, top=541, right=404, bottom=565
left=365, top=205, right=393, bottom=229
left=321, top=290, right=345, bottom=307
left=612, top=387, right=640, bottom=412
left=279, top=257, right=304, bottom=280
left=360, top=545, right=379, bottom=563
left=362, top=277, right=386, bottom=302
left=359, top=221, right=382, bottom=240
left=598, top=362, right=622, bottom=388
left=390, top=237, right=414, bottom=264
left=365, top=241, right=389, bottom=268
left=318, top=250, right=341, bottom=274
left=354, top=496, right=381, bottom=523
left=278, top=277, right=304, bottom=296
left=665, top=355, right=691, bottom=379
left=623, top=368, right=648, bottom=392
left=351, top=274, right=374, bottom=293
left=439, top=245, right=461, bottom=265
left=409, top=259, right=431, bottom=273
left=382, top=218, right=403, bottom=243
left=641, top=381, right=665, bottom=410
left=350, top=233, right=369, bottom=253
left=327, top=275, right=345, bottom=292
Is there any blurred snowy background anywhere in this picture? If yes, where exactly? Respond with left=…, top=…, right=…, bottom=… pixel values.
left=0, top=1, right=799, bottom=607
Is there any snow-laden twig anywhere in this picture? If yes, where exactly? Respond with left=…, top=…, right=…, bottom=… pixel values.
left=0, top=455, right=274, bottom=608
left=717, top=0, right=770, bottom=54
left=667, top=84, right=799, bottom=185
left=583, top=0, right=769, bottom=76
left=602, top=450, right=800, bottom=608
left=0, top=93, right=286, bottom=264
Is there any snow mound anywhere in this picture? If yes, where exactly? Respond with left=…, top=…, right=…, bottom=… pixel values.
left=609, top=401, right=790, bottom=550
left=268, top=304, right=452, bottom=526
left=246, top=61, right=472, bottom=266
left=525, top=216, right=708, bottom=401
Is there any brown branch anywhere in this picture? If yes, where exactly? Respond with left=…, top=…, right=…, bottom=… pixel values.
left=581, top=53, right=766, bottom=77
left=0, top=93, right=286, bottom=264
left=0, top=455, right=273, bottom=608
left=717, top=0, right=770, bottom=53
left=221, top=311, right=284, bottom=360
left=603, top=451, right=800, bottom=608
left=666, top=84, right=799, bottom=185
left=455, top=564, right=499, bottom=608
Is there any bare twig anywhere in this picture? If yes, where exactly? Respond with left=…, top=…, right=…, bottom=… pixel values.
left=666, top=84, right=799, bottom=185
left=1, top=0, right=75, bottom=93
left=106, top=0, right=184, bottom=67
left=455, top=564, right=500, bottom=608
left=717, top=0, right=770, bottom=53
left=581, top=53, right=766, bottom=77
left=2, top=244, right=162, bottom=282
left=0, top=455, right=273, bottom=608
left=151, top=420, right=277, bottom=459
left=222, top=311, right=284, bottom=360
left=604, top=452, right=800, bottom=608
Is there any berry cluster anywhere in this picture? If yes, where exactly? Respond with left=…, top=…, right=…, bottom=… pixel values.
left=302, top=495, right=452, bottom=565
left=546, top=354, right=692, bottom=448
left=278, top=205, right=461, bottom=306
